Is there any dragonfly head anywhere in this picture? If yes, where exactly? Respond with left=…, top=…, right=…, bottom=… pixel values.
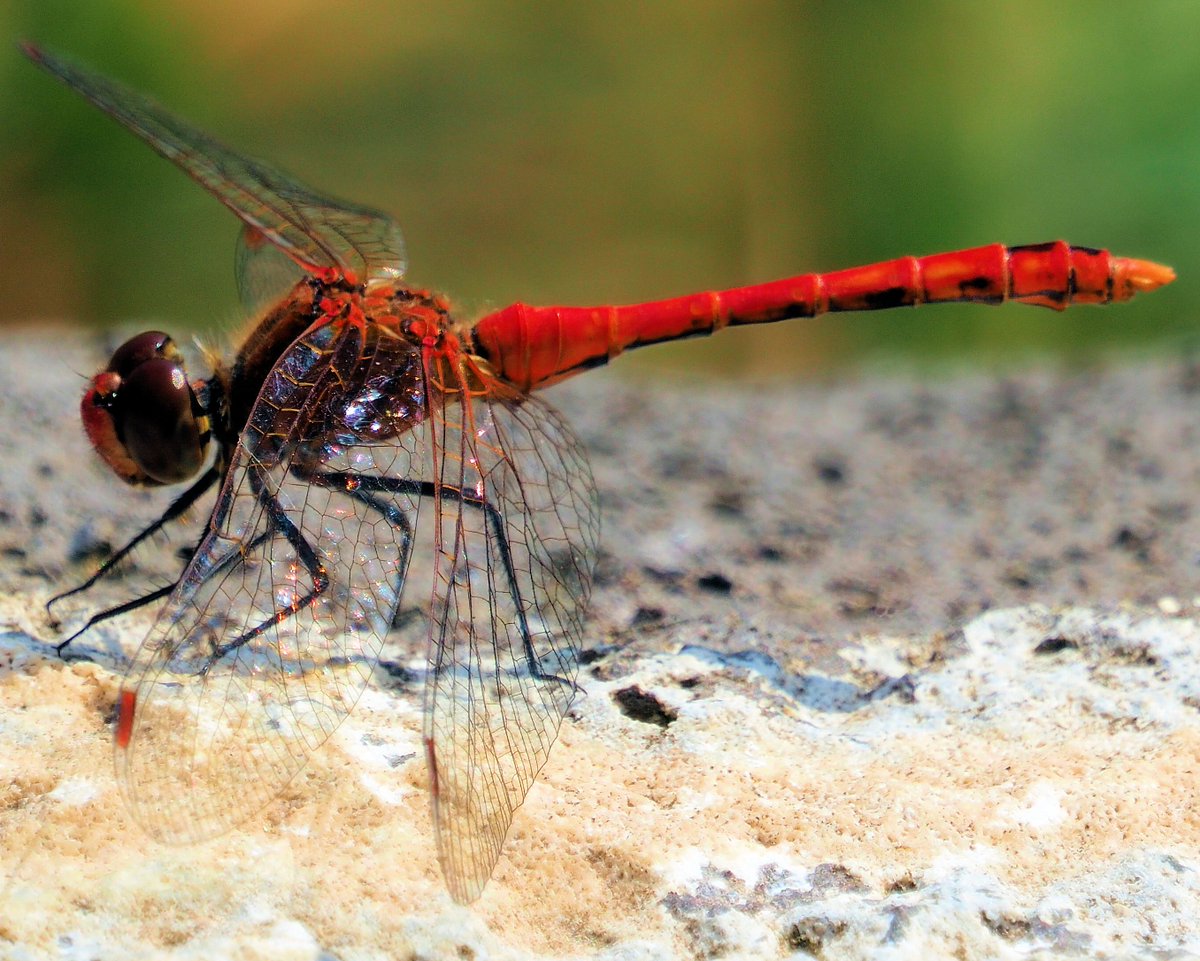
left=82, top=331, right=209, bottom=487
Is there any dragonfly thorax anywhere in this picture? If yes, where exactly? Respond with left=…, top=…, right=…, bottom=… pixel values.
left=81, top=331, right=209, bottom=487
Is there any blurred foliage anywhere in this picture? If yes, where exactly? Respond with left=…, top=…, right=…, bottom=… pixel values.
left=0, top=0, right=1195, bottom=377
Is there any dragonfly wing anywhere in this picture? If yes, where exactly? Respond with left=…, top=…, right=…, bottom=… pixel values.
left=24, top=44, right=405, bottom=290
left=114, top=318, right=429, bottom=841
left=234, top=224, right=310, bottom=314
left=424, top=389, right=600, bottom=903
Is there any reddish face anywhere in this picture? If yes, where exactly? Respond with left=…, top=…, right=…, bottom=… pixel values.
left=81, top=331, right=208, bottom=486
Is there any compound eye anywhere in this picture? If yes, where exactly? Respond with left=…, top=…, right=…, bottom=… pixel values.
left=107, top=330, right=180, bottom=377
left=82, top=331, right=207, bottom=486
left=118, top=357, right=205, bottom=484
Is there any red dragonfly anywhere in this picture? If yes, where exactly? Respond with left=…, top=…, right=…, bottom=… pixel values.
left=26, top=43, right=1174, bottom=903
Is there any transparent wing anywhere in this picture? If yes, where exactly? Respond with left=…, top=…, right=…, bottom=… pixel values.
left=24, top=43, right=405, bottom=290
left=234, top=224, right=310, bottom=314
left=114, top=317, right=429, bottom=840
left=424, top=386, right=600, bottom=903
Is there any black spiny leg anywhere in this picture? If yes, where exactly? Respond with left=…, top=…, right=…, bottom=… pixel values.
left=54, top=583, right=175, bottom=657
left=204, top=466, right=330, bottom=666
left=302, top=470, right=418, bottom=632
left=55, top=523, right=279, bottom=658
left=48, top=466, right=220, bottom=620
left=49, top=467, right=222, bottom=656
left=164, top=464, right=563, bottom=689
left=321, top=473, right=571, bottom=689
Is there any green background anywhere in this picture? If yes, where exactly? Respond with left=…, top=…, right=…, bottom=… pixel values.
left=0, top=0, right=1194, bottom=377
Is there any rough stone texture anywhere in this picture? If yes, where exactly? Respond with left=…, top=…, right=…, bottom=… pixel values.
left=1, top=329, right=1199, bottom=959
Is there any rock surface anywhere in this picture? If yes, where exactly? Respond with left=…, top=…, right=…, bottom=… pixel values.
left=1, top=330, right=1199, bottom=959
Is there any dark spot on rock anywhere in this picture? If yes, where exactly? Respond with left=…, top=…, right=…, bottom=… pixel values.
left=387, top=606, right=424, bottom=633
left=757, top=544, right=784, bottom=562
left=101, top=700, right=120, bottom=727
left=642, top=566, right=684, bottom=587
left=867, top=674, right=916, bottom=703
left=1003, top=564, right=1034, bottom=589
left=867, top=391, right=939, bottom=436
left=376, top=660, right=419, bottom=685
left=69, top=539, right=113, bottom=565
left=29, top=507, right=47, bottom=528
left=785, top=917, right=848, bottom=956
left=980, top=910, right=1033, bottom=939
left=1112, top=525, right=1154, bottom=562
left=1109, top=641, right=1158, bottom=667
left=629, top=606, right=665, bottom=627
left=1030, top=517, right=1055, bottom=536
left=809, top=862, right=868, bottom=894
left=1151, top=501, right=1189, bottom=523
left=658, top=451, right=702, bottom=480
left=1002, top=557, right=1054, bottom=590
left=592, top=553, right=620, bottom=588
left=815, top=458, right=846, bottom=485
left=1105, top=434, right=1132, bottom=462
left=1136, top=458, right=1163, bottom=481
left=578, top=647, right=607, bottom=665
left=679, top=676, right=701, bottom=690
left=613, top=686, right=676, bottom=728
left=36, top=462, right=54, bottom=478
left=828, top=578, right=886, bottom=617
left=708, top=488, right=746, bottom=517
left=885, top=872, right=919, bottom=894
left=1034, top=636, right=1078, bottom=655
left=696, top=572, right=733, bottom=594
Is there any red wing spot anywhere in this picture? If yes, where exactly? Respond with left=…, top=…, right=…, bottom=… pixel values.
left=424, top=736, right=440, bottom=800
left=242, top=226, right=269, bottom=251
left=115, top=689, right=138, bottom=749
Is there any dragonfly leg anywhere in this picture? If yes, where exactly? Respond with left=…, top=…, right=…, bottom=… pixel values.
left=302, top=469, right=418, bottom=631
left=53, top=522, right=275, bottom=659
left=196, top=465, right=422, bottom=668
left=53, top=583, right=176, bottom=657
left=322, top=473, right=572, bottom=690
left=197, top=463, right=568, bottom=689
left=206, top=466, right=331, bottom=663
left=48, top=466, right=220, bottom=625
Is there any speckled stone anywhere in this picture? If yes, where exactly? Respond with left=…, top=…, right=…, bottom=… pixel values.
left=1, top=331, right=1198, bottom=958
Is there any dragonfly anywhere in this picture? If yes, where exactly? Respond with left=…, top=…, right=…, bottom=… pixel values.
left=24, top=43, right=1175, bottom=903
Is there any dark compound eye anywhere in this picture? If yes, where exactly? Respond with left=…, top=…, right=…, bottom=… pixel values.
left=106, top=330, right=180, bottom=378
left=82, top=331, right=208, bottom=486
left=117, top=355, right=205, bottom=484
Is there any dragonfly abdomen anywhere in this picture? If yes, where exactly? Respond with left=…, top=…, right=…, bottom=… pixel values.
left=471, top=241, right=1174, bottom=391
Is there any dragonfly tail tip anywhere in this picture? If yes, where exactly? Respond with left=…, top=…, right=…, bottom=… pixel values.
left=1114, top=257, right=1176, bottom=299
